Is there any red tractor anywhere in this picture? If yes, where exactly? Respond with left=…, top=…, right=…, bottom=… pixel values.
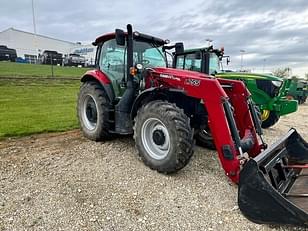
left=77, top=25, right=308, bottom=226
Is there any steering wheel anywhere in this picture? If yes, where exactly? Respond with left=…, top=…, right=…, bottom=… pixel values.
left=142, top=59, right=150, bottom=65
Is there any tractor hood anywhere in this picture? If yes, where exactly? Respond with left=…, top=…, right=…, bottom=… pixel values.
left=217, top=72, right=283, bottom=82
left=151, top=67, right=213, bottom=80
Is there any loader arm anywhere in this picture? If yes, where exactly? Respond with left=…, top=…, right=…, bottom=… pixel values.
left=150, top=69, right=264, bottom=183
left=187, top=77, right=264, bottom=183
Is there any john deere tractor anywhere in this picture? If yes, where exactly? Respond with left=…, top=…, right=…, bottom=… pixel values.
left=172, top=46, right=298, bottom=129
left=287, top=78, right=307, bottom=104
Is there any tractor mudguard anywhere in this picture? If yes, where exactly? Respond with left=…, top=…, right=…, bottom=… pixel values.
left=81, top=71, right=115, bottom=102
left=239, top=129, right=308, bottom=226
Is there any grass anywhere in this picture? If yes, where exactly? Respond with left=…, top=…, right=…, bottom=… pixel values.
left=0, top=78, right=81, bottom=139
left=0, top=61, right=89, bottom=78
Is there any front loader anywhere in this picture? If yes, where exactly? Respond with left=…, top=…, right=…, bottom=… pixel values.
left=77, top=24, right=308, bottom=226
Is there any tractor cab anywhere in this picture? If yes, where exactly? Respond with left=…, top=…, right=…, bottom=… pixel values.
left=173, top=46, right=224, bottom=75
left=93, top=31, right=169, bottom=97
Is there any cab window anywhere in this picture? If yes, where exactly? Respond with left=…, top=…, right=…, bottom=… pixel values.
left=209, top=53, right=220, bottom=75
left=142, top=47, right=166, bottom=67
left=176, top=52, right=202, bottom=72
left=99, top=39, right=126, bottom=81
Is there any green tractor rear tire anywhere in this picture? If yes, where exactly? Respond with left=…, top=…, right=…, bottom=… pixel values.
left=195, top=128, right=216, bottom=150
left=261, top=110, right=280, bottom=129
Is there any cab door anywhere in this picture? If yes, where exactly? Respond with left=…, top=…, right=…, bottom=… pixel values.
left=98, top=39, right=126, bottom=97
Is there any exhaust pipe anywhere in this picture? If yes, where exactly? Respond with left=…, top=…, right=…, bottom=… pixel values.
left=239, top=129, right=308, bottom=226
left=114, top=24, right=136, bottom=134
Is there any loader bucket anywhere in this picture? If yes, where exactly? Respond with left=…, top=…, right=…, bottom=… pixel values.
left=238, top=128, right=308, bottom=226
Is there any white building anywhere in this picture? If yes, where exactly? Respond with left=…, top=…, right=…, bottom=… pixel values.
left=70, top=44, right=96, bottom=66
left=0, top=28, right=96, bottom=65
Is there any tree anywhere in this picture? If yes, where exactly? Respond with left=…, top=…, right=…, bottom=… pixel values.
left=305, top=73, right=308, bottom=81
left=272, top=67, right=291, bottom=78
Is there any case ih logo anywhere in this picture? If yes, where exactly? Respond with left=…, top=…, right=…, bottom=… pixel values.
left=159, top=74, right=180, bottom=81
left=185, top=78, right=201, bottom=86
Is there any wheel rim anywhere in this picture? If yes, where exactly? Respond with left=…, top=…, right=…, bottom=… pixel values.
left=261, top=110, right=270, bottom=121
left=82, top=95, right=98, bottom=131
left=141, top=118, right=170, bottom=160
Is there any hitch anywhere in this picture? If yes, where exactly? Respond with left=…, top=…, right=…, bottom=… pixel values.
left=238, top=129, right=308, bottom=226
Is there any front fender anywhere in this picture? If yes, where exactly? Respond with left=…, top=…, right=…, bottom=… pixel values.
left=131, top=88, right=162, bottom=119
left=130, top=88, right=186, bottom=119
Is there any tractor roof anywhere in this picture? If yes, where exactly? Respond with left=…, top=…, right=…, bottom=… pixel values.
left=178, top=46, right=224, bottom=58
left=93, top=32, right=116, bottom=45
left=184, top=46, right=212, bottom=53
left=93, top=31, right=168, bottom=46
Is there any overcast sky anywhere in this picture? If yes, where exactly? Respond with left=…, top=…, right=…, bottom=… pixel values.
left=1, top=0, right=308, bottom=76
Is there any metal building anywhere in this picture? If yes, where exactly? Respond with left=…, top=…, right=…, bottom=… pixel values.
left=0, top=27, right=96, bottom=65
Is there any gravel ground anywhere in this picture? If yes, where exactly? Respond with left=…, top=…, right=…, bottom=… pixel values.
left=0, top=103, right=307, bottom=231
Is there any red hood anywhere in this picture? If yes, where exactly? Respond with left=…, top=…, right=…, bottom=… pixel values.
left=152, top=67, right=213, bottom=79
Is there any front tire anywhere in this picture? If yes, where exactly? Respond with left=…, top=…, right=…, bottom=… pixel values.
left=77, top=81, right=112, bottom=141
left=261, top=110, right=280, bottom=128
left=134, top=100, right=194, bottom=174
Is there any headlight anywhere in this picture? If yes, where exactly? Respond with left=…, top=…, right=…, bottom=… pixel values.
left=272, top=80, right=282, bottom=87
left=136, top=63, right=143, bottom=70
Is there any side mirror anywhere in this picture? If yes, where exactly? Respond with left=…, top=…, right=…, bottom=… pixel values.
left=223, top=56, right=231, bottom=65
left=175, top=42, right=184, bottom=54
left=115, top=29, right=125, bottom=46
left=227, top=57, right=231, bottom=65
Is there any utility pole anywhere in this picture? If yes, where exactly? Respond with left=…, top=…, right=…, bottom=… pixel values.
left=287, top=67, right=290, bottom=77
left=263, top=59, right=266, bottom=73
left=240, top=49, right=245, bottom=71
left=31, top=0, right=38, bottom=63
left=51, top=54, right=54, bottom=77
left=31, top=0, right=37, bottom=34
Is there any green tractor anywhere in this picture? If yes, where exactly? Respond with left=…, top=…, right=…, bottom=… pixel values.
left=173, top=46, right=298, bottom=129
left=287, top=78, right=307, bottom=104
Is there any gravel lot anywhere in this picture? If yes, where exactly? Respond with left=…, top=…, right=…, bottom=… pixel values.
left=0, top=103, right=307, bottom=231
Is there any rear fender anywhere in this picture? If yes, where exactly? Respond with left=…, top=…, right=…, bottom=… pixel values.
left=81, top=69, right=111, bottom=84
left=81, top=70, right=115, bottom=102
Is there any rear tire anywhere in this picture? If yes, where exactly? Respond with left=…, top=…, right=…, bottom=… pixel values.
left=299, top=96, right=307, bottom=104
left=134, top=100, right=194, bottom=174
left=77, top=81, right=112, bottom=141
left=261, top=111, right=280, bottom=128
